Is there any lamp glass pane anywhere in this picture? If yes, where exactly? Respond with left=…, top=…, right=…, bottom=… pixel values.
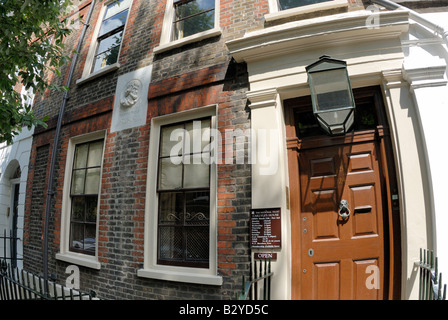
left=345, top=108, right=355, bottom=130
left=310, top=68, right=353, bottom=112
left=318, top=108, right=351, bottom=127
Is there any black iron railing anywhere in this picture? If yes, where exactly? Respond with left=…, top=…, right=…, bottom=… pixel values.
left=415, top=248, right=446, bottom=300
left=237, top=258, right=273, bottom=300
left=0, top=260, right=98, bottom=300
left=0, top=229, right=22, bottom=268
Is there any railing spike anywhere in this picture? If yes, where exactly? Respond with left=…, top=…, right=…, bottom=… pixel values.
left=443, top=284, right=447, bottom=300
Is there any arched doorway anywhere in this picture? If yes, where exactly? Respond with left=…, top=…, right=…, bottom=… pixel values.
left=0, top=160, right=22, bottom=268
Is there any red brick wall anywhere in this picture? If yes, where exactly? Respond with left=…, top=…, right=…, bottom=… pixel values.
left=24, top=0, right=256, bottom=299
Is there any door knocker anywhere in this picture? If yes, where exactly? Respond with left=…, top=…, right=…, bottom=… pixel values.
left=338, top=200, right=351, bottom=220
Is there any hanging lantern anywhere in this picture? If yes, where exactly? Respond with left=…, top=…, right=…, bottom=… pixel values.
left=306, top=55, right=356, bottom=135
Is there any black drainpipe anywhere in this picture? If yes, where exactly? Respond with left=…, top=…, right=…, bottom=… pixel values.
left=43, top=0, right=96, bottom=290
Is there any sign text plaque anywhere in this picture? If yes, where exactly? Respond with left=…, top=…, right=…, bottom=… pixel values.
left=250, top=208, right=281, bottom=249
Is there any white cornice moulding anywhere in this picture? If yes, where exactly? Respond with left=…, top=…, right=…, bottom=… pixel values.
left=247, top=88, right=278, bottom=109
left=382, top=69, right=405, bottom=89
left=403, top=59, right=447, bottom=90
left=226, top=10, right=410, bottom=63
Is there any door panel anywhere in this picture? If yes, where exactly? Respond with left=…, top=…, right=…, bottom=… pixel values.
left=350, top=185, right=377, bottom=236
left=353, top=259, right=379, bottom=300
left=299, top=140, right=384, bottom=300
left=314, top=262, right=340, bottom=300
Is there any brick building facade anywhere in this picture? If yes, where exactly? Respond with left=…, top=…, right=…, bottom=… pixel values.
left=2, top=0, right=447, bottom=300
left=23, top=0, right=258, bottom=299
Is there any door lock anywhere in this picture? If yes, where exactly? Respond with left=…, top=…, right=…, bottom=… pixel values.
left=308, top=248, right=314, bottom=257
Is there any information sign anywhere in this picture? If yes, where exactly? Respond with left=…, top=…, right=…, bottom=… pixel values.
left=250, top=208, right=281, bottom=249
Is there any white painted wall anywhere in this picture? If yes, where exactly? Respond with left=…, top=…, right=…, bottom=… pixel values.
left=0, top=127, right=34, bottom=270
left=402, top=12, right=448, bottom=292
left=228, top=8, right=448, bottom=299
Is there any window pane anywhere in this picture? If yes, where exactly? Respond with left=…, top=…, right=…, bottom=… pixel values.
left=183, top=154, right=209, bottom=188
left=84, top=224, right=97, bottom=255
left=96, top=31, right=123, bottom=55
left=87, top=140, right=104, bottom=167
left=70, top=222, right=84, bottom=250
left=71, top=169, right=86, bottom=195
left=294, top=108, right=322, bottom=138
left=104, top=0, right=131, bottom=20
left=278, top=0, right=331, bottom=10
left=160, top=123, right=184, bottom=157
left=85, top=168, right=101, bottom=194
left=74, top=144, right=88, bottom=169
left=159, top=226, right=183, bottom=260
left=185, top=191, right=209, bottom=225
left=92, top=45, right=121, bottom=73
left=158, top=157, right=182, bottom=190
left=185, top=119, right=210, bottom=154
left=186, top=227, right=209, bottom=261
left=71, top=197, right=85, bottom=222
left=173, top=10, right=214, bottom=40
left=99, top=9, right=128, bottom=37
left=159, top=192, right=184, bottom=224
left=85, top=196, right=98, bottom=222
left=174, top=0, right=215, bottom=20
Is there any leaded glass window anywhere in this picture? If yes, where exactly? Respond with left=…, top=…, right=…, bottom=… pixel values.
left=157, top=118, right=211, bottom=268
left=69, top=139, right=104, bottom=255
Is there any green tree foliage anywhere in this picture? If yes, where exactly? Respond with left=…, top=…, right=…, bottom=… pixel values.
left=0, top=0, right=74, bottom=144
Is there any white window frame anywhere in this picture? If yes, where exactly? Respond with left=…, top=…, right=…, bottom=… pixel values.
left=77, top=0, right=133, bottom=85
left=266, top=0, right=349, bottom=23
left=154, top=0, right=221, bottom=54
left=56, top=130, right=106, bottom=270
left=138, top=105, right=222, bottom=286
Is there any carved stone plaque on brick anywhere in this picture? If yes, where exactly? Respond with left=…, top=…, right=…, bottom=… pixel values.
left=111, top=65, right=152, bottom=133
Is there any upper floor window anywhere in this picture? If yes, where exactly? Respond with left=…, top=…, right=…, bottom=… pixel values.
left=173, top=0, right=215, bottom=41
left=155, top=0, right=221, bottom=53
left=92, top=0, right=131, bottom=73
left=278, top=0, right=332, bottom=10
left=78, top=0, right=132, bottom=83
left=266, top=0, right=349, bottom=23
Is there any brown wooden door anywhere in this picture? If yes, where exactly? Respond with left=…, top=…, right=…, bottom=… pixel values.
left=287, top=87, right=401, bottom=300
left=298, top=139, right=385, bottom=299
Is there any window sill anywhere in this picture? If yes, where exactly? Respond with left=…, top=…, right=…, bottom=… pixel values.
left=56, top=252, right=101, bottom=270
left=76, top=63, right=120, bottom=86
left=154, top=28, right=222, bottom=55
left=137, top=267, right=223, bottom=286
left=265, top=0, right=349, bottom=23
